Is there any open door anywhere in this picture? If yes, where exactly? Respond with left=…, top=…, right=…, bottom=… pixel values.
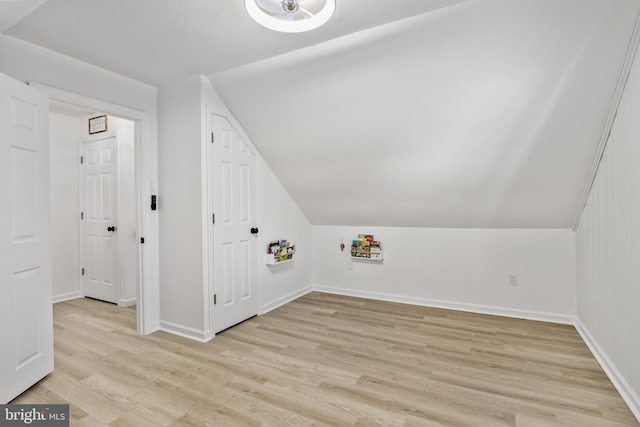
left=0, top=73, right=53, bottom=403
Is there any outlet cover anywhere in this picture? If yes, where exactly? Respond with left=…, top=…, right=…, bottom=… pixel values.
left=508, top=274, right=518, bottom=285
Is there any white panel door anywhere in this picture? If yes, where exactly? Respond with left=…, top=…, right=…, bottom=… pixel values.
left=80, top=136, right=118, bottom=303
left=0, top=73, right=53, bottom=403
left=211, top=114, right=258, bottom=333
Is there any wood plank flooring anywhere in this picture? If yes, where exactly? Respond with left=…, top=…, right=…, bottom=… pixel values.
left=12, top=292, right=639, bottom=426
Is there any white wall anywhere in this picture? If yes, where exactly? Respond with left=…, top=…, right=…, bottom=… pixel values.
left=49, top=112, right=81, bottom=302
left=259, top=163, right=313, bottom=312
left=158, top=76, right=204, bottom=336
left=575, top=40, right=640, bottom=419
left=313, top=226, right=576, bottom=322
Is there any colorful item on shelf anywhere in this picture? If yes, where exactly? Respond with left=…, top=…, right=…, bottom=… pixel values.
left=267, top=240, right=295, bottom=263
left=350, top=234, right=382, bottom=259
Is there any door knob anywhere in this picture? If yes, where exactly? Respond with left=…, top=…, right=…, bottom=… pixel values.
left=107, top=226, right=116, bottom=232
left=250, top=227, right=259, bottom=234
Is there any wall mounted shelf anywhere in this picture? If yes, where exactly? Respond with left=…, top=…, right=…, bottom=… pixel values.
left=265, top=239, right=295, bottom=265
left=264, top=255, right=293, bottom=265
left=350, top=249, right=384, bottom=261
left=350, top=234, right=383, bottom=261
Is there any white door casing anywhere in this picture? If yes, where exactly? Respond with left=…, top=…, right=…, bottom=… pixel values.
left=30, top=82, right=156, bottom=335
left=80, top=134, right=118, bottom=303
left=210, top=114, right=258, bottom=333
left=0, top=73, right=53, bottom=403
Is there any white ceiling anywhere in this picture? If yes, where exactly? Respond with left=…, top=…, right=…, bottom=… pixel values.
left=5, top=0, right=470, bottom=86
left=5, top=0, right=640, bottom=228
left=0, top=0, right=47, bottom=33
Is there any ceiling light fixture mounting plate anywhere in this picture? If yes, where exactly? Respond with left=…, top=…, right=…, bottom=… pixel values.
left=245, top=0, right=336, bottom=33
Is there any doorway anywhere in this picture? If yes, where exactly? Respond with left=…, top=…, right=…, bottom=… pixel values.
left=29, top=81, right=157, bottom=335
left=79, top=126, right=137, bottom=305
left=49, top=102, right=139, bottom=322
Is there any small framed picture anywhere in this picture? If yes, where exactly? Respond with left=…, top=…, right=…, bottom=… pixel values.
left=88, top=115, right=108, bottom=134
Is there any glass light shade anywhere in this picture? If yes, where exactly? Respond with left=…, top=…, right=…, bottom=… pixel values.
left=244, top=0, right=336, bottom=33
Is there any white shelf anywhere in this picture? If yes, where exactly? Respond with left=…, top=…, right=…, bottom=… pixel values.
left=350, top=235, right=383, bottom=261
left=264, top=254, right=293, bottom=265
left=265, top=240, right=295, bottom=265
left=350, top=250, right=383, bottom=261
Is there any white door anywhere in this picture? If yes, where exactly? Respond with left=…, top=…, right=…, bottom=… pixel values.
left=211, top=114, right=258, bottom=333
left=80, top=135, right=118, bottom=303
left=0, top=73, right=53, bottom=403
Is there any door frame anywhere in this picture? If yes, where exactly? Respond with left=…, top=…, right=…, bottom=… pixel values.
left=29, top=82, right=159, bottom=335
left=204, top=110, right=263, bottom=338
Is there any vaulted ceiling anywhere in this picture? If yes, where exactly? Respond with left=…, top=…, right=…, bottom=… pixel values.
left=5, top=0, right=640, bottom=228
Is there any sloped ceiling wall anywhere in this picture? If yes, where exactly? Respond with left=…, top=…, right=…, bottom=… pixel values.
left=0, top=0, right=47, bottom=33
left=5, top=0, right=640, bottom=229
left=210, top=0, right=640, bottom=228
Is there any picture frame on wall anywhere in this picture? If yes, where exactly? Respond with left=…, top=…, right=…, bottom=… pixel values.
left=88, top=115, right=108, bottom=134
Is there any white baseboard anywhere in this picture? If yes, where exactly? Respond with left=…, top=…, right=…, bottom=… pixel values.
left=118, top=297, right=137, bottom=307
left=52, top=291, right=83, bottom=304
left=159, top=321, right=210, bottom=343
left=312, top=286, right=575, bottom=325
left=144, top=321, right=161, bottom=336
left=261, top=286, right=313, bottom=314
left=574, top=319, right=640, bottom=422
left=157, top=287, right=314, bottom=343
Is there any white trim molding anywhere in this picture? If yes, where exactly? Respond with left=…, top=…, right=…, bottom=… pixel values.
left=52, top=291, right=83, bottom=304
left=574, top=319, right=640, bottom=422
left=312, top=285, right=576, bottom=325
left=118, top=297, right=137, bottom=307
left=159, top=321, right=211, bottom=343
left=262, top=286, right=313, bottom=314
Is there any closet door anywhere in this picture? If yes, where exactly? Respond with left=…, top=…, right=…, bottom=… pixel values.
left=0, top=73, right=53, bottom=403
left=211, top=114, right=258, bottom=333
left=80, top=134, right=119, bottom=304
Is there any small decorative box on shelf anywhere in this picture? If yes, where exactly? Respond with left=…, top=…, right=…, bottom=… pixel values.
left=265, top=239, right=295, bottom=265
left=350, top=234, right=383, bottom=261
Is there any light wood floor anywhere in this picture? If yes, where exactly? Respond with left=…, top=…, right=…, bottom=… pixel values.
left=12, top=292, right=638, bottom=426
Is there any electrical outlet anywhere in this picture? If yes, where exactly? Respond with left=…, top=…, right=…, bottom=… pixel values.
left=347, top=262, right=353, bottom=270
left=508, top=274, right=518, bottom=285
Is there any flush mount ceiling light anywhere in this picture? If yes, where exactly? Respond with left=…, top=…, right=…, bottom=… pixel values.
left=245, top=0, right=336, bottom=33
